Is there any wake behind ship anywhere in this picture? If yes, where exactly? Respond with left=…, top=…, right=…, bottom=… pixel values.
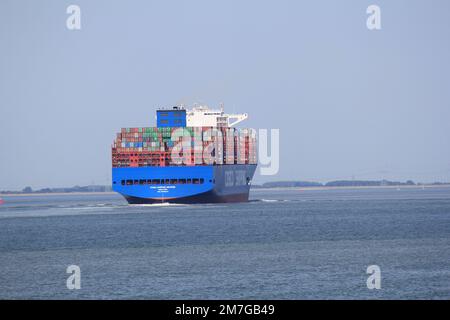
left=111, top=105, right=257, bottom=204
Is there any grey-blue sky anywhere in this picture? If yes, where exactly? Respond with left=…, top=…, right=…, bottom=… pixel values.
left=1, top=0, right=449, bottom=190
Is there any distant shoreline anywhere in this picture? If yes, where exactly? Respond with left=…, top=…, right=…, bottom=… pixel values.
left=2, top=184, right=449, bottom=197
left=252, top=184, right=450, bottom=191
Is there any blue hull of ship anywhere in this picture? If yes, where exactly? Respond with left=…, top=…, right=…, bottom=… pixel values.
left=112, top=164, right=257, bottom=204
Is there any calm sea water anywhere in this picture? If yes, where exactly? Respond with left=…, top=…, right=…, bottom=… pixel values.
left=0, top=187, right=449, bottom=299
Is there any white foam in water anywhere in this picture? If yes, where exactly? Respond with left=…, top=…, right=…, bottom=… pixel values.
left=65, top=206, right=114, bottom=210
left=130, top=203, right=187, bottom=207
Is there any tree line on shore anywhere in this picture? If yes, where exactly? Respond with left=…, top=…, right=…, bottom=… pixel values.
left=252, top=180, right=449, bottom=188
left=0, top=185, right=112, bottom=194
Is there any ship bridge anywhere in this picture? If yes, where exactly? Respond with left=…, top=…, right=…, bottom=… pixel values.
left=157, top=104, right=247, bottom=128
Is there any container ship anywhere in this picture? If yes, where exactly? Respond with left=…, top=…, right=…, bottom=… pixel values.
left=111, top=105, right=257, bottom=204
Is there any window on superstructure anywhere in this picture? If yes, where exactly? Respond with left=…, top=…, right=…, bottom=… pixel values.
left=170, top=179, right=178, bottom=184
left=139, top=180, right=146, bottom=185
left=179, top=179, right=186, bottom=184
left=126, top=180, right=133, bottom=185
left=193, top=178, right=200, bottom=184
left=152, top=179, right=160, bottom=185
left=200, top=178, right=204, bottom=184
left=121, top=180, right=125, bottom=185
left=134, top=180, right=139, bottom=185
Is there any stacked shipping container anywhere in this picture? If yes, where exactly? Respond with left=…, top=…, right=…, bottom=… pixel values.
left=112, top=127, right=257, bottom=168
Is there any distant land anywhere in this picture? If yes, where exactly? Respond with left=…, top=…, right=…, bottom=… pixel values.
left=252, top=180, right=449, bottom=188
left=1, top=180, right=449, bottom=195
left=0, top=185, right=112, bottom=195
